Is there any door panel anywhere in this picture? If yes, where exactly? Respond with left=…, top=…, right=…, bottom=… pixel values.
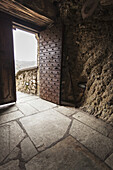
left=39, top=24, right=62, bottom=104
left=0, top=12, right=16, bottom=105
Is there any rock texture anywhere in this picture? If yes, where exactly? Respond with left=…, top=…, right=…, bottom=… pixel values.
left=59, top=0, right=113, bottom=124
left=15, top=0, right=113, bottom=124
left=16, top=67, right=38, bottom=95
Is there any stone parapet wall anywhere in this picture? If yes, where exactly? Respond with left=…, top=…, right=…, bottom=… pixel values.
left=16, top=66, right=38, bottom=95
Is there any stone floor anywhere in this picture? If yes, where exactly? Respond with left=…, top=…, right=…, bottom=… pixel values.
left=0, top=92, right=113, bottom=170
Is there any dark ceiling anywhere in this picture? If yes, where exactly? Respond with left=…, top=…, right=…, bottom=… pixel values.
left=0, top=0, right=113, bottom=30
left=15, top=0, right=58, bottom=19
left=0, top=0, right=57, bottom=30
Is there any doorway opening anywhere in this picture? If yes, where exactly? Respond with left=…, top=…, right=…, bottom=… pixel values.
left=13, top=27, right=39, bottom=97
left=0, top=12, right=61, bottom=106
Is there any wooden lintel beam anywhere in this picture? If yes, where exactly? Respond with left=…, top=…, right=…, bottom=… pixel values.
left=0, top=0, right=54, bottom=27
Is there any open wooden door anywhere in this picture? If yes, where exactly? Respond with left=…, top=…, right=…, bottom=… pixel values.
left=0, top=12, right=16, bottom=105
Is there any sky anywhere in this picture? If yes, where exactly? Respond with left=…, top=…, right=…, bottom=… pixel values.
left=13, top=28, right=37, bottom=61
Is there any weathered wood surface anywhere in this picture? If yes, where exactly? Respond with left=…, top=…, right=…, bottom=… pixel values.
left=0, top=0, right=53, bottom=27
left=0, top=13, right=16, bottom=105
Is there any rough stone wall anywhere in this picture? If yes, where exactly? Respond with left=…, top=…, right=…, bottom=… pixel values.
left=59, top=0, right=113, bottom=124
left=39, top=23, right=62, bottom=104
left=16, top=67, right=38, bottom=95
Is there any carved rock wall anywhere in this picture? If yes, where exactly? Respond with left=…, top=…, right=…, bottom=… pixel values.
left=60, top=0, right=113, bottom=124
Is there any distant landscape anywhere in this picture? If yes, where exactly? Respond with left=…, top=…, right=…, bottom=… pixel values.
left=15, top=60, right=37, bottom=73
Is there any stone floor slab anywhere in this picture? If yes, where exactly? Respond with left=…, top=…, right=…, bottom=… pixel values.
left=54, top=106, right=76, bottom=117
left=108, top=129, right=113, bottom=140
left=70, top=119, right=113, bottom=160
left=17, top=95, right=39, bottom=103
left=0, top=125, right=10, bottom=163
left=0, top=160, right=20, bottom=170
left=73, top=112, right=112, bottom=136
left=7, top=121, right=26, bottom=151
left=0, top=111, right=24, bottom=125
left=20, top=110, right=71, bottom=150
left=105, top=153, right=113, bottom=169
left=17, top=92, right=31, bottom=99
left=25, top=136, right=110, bottom=170
left=0, top=105, right=18, bottom=115
left=0, top=121, right=25, bottom=163
left=16, top=103, right=38, bottom=116
left=21, top=137, right=37, bottom=161
left=27, top=98, right=57, bottom=112
left=1, top=92, right=113, bottom=170
left=4, top=147, right=20, bottom=163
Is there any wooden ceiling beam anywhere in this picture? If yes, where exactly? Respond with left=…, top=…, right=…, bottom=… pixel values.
left=0, top=0, right=54, bottom=27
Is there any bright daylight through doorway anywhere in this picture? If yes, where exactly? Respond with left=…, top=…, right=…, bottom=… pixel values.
left=13, top=28, right=37, bottom=74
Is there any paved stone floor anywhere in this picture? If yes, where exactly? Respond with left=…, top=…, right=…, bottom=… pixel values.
left=0, top=91, right=113, bottom=170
